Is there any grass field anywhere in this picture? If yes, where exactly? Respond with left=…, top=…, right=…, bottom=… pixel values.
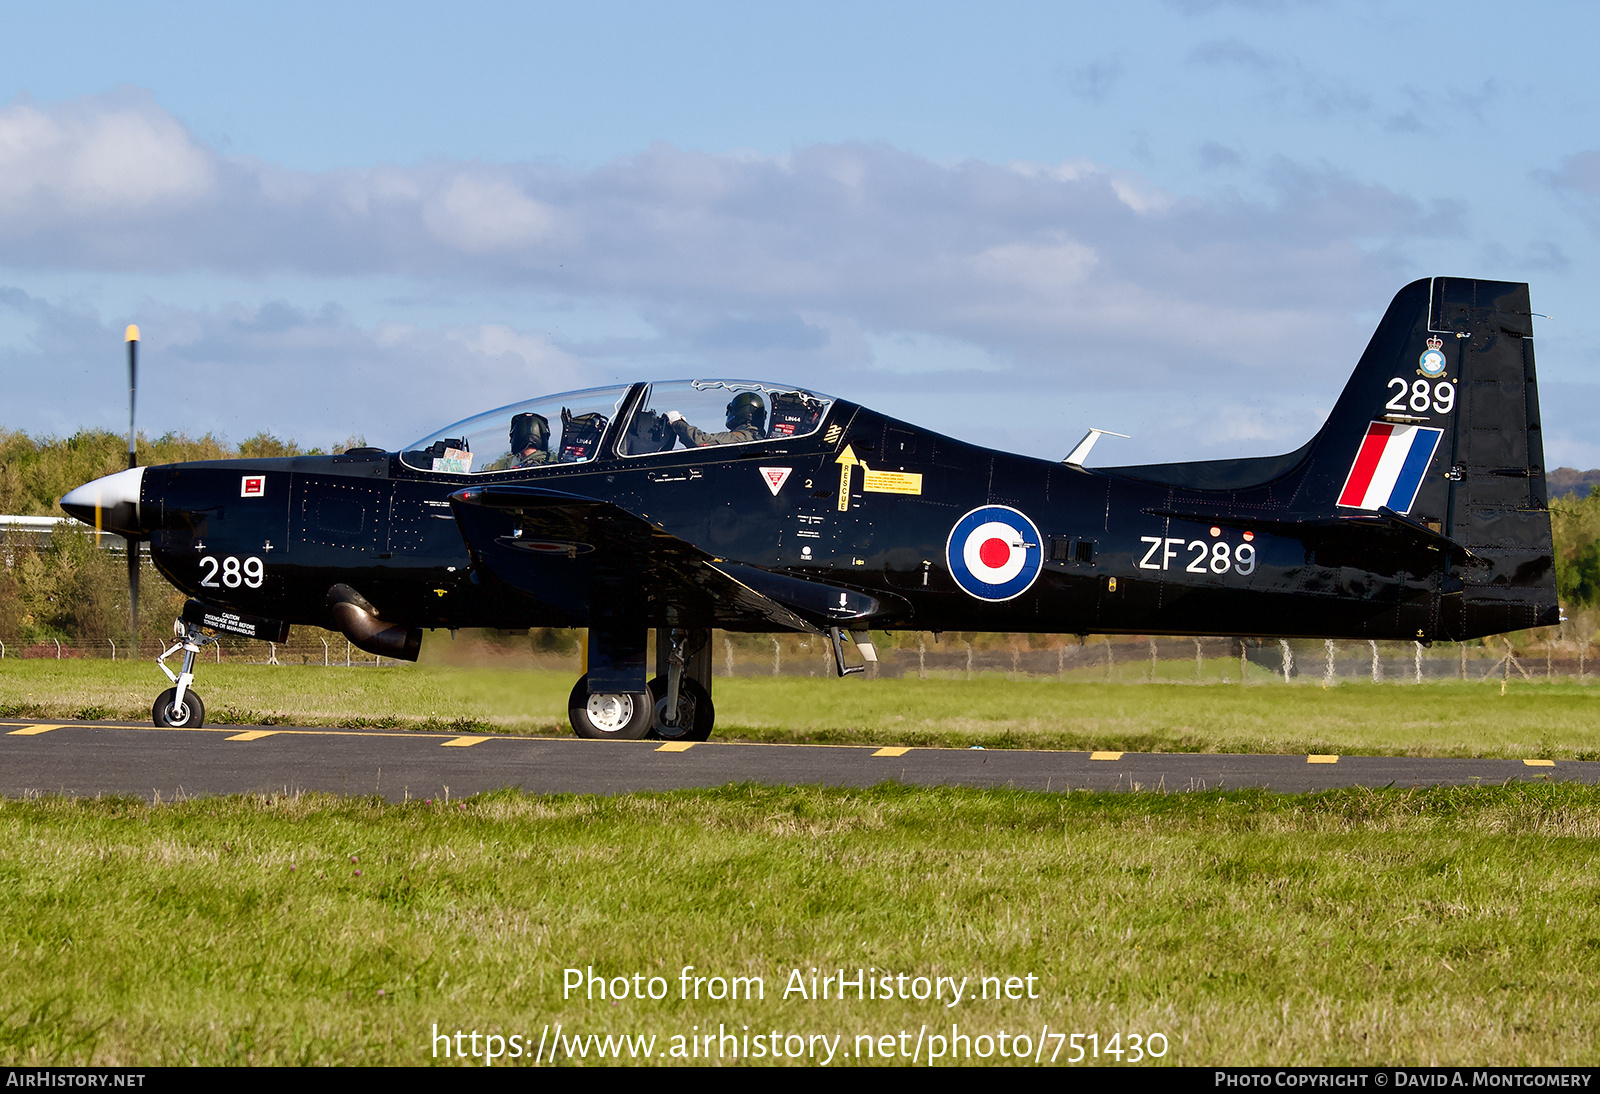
left=3, top=783, right=1599, bottom=1066
left=3, top=660, right=1599, bottom=758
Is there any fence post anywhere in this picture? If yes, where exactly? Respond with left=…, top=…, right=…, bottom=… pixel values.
left=1370, top=640, right=1381, bottom=683
left=1280, top=639, right=1292, bottom=682
left=1324, top=639, right=1335, bottom=688
left=919, top=635, right=927, bottom=681
left=965, top=641, right=973, bottom=681
left=1104, top=637, right=1113, bottom=681
left=1149, top=638, right=1157, bottom=682
left=1238, top=639, right=1246, bottom=685
left=772, top=638, right=781, bottom=676
left=54, top=638, right=60, bottom=660
left=1194, top=637, right=1203, bottom=682
left=321, top=636, right=329, bottom=667
left=0, top=639, right=5, bottom=659
left=1461, top=644, right=1467, bottom=681
left=346, top=640, right=352, bottom=668
left=108, top=638, right=115, bottom=662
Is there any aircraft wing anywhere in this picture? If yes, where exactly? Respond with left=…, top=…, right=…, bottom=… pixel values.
left=449, top=484, right=900, bottom=632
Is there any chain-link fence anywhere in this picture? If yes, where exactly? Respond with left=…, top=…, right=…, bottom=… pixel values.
left=709, top=633, right=1599, bottom=685
left=9, top=628, right=1594, bottom=687
left=0, top=630, right=409, bottom=667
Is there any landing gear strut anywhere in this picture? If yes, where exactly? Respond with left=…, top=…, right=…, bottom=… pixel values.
left=154, top=617, right=217, bottom=728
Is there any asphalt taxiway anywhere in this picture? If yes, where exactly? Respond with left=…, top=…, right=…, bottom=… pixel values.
left=2, top=719, right=1593, bottom=801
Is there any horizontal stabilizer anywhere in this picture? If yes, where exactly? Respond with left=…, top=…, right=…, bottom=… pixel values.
left=1146, top=506, right=1478, bottom=565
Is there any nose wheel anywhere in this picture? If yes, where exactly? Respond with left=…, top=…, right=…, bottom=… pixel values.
left=153, top=687, right=205, bottom=728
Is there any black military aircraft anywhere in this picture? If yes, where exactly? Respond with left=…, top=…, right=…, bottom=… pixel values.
left=61, top=277, right=1557, bottom=739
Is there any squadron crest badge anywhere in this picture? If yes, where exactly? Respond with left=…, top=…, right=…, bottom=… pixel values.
left=1418, top=335, right=1448, bottom=378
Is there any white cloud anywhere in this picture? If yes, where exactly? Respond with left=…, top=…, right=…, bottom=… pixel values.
left=0, top=90, right=1482, bottom=461
left=0, top=288, right=594, bottom=448
left=0, top=92, right=214, bottom=220
left=424, top=175, right=559, bottom=254
left=972, top=236, right=1099, bottom=297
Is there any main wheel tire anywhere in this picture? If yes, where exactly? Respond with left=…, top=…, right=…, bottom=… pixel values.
left=152, top=687, right=205, bottom=729
left=567, top=675, right=653, bottom=740
left=646, top=675, right=714, bottom=742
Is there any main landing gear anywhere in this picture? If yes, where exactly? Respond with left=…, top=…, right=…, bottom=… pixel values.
left=153, top=617, right=217, bottom=728
left=568, top=626, right=715, bottom=741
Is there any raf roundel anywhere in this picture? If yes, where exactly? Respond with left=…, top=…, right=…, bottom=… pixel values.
left=945, top=505, right=1044, bottom=602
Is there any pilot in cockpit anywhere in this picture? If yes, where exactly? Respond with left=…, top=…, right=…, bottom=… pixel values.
left=665, top=392, right=765, bottom=447
left=510, top=412, right=554, bottom=466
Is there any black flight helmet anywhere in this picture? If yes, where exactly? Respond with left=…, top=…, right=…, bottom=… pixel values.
left=726, top=392, right=766, bottom=433
left=510, top=411, right=550, bottom=454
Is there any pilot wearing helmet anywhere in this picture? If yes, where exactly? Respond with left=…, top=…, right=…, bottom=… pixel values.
left=665, top=392, right=765, bottom=447
left=510, top=411, right=554, bottom=466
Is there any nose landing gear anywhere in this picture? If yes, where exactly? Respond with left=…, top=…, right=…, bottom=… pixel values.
left=153, top=617, right=217, bottom=728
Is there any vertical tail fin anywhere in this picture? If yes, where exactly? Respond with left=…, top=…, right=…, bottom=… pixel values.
left=1301, top=277, right=1556, bottom=636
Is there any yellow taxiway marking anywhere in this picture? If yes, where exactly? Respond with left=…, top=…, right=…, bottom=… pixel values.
left=1523, top=759, right=1556, bottom=767
left=7, top=724, right=66, bottom=736
left=441, top=736, right=488, bottom=748
left=1308, top=755, right=1340, bottom=764
left=225, top=730, right=278, bottom=742
left=1089, top=751, right=1123, bottom=761
left=655, top=742, right=696, bottom=752
left=872, top=746, right=912, bottom=757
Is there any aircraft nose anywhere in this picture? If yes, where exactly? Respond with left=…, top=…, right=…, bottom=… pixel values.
left=60, top=466, right=146, bottom=536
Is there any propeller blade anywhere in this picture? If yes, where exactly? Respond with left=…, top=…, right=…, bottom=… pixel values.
left=127, top=538, right=140, bottom=648
left=125, top=325, right=139, bottom=470
left=124, top=324, right=140, bottom=644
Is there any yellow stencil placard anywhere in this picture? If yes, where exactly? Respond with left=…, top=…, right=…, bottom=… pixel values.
left=862, top=468, right=923, bottom=495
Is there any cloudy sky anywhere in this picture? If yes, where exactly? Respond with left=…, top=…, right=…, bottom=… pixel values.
left=3, top=0, right=1598, bottom=468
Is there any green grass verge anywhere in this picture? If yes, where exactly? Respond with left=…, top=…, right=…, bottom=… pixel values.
left=4, top=661, right=1600, bottom=758
left=2, top=783, right=1599, bottom=1066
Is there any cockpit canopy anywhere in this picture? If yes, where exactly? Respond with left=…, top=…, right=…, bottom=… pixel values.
left=400, top=380, right=835, bottom=474
left=401, top=385, right=631, bottom=474
left=618, top=380, right=833, bottom=457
